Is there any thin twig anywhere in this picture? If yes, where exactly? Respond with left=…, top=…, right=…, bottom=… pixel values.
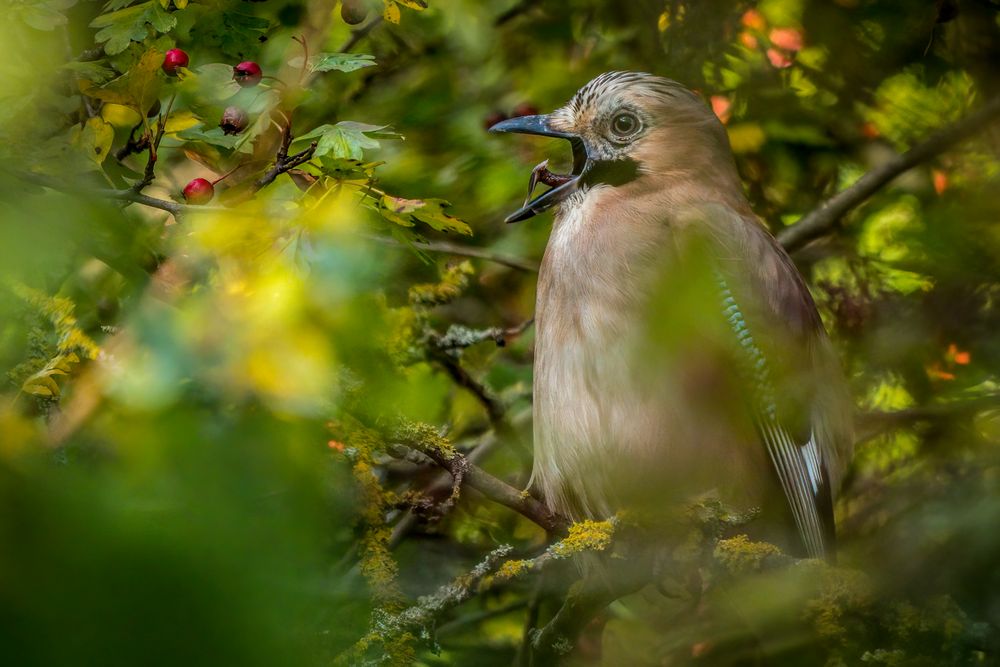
left=495, top=0, right=542, bottom=26
left=131, top=92, right=176, bottom=193
left=778, top=96, right=1000, bottom=251
left=433, top=320, right=534, bottom=351
left=365, top=234, right=539, bottom=272
left=339, top=15, right=384, bottom=52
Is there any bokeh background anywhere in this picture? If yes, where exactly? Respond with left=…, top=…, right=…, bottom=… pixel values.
left=2, top=0, right=1000, bottom=664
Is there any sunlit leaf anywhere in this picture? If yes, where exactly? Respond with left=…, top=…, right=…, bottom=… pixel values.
left=379, top=194, right=472, bottom=235
left=79, top=48, right=163, bottom=114
left=290, top=53, right=377, bottom=73
left=383, top=1, right=401, bottom=24
left=71, top=116, right=115, bottom=165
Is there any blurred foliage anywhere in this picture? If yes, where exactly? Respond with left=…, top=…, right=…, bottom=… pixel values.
left=1, top=0, right=1000, bottom=664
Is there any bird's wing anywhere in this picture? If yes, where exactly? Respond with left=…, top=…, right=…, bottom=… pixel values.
left=716, top=271, right=836, bottom=559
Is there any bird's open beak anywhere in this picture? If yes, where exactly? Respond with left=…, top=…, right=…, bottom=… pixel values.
left=490, top=114, right=591, bottom=223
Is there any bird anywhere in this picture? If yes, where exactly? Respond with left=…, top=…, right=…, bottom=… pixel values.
left=491, top=72, right=853, bottom=560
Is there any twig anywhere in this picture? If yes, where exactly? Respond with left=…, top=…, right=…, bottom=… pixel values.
left=778, top=96, right=1000, bottom=251
left=98, top=188, right=185, bottom=215
left=253, top=116, right=318, bottom=191
left=388, top=442, right=567, bottom=535
left=131, top=92, right=176, bottom=193
left=855, top=392, right=1000, bottom=443
left=432, top=351, right=508, bottom=426
left=114, top=121, right=149, bottom=162
left=346, top=544, right=515, bottom=660
left=495, top=0, right=542, bottom=26
left=364, top=234, right=539, bottom=272
left=340, top=15, right=384, bottom=53
left=433, top=320, right=534, bottom=351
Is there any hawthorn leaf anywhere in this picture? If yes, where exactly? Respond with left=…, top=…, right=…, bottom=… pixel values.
left=176, top=126, right=243, bottom=149
left=290, top=53, right=376, bottom=73
left=91, top=1, right=176, bottom=55
left=71, top=117, right=115, bottom=165
left=379, top=195, right=472, bottom=235
left=79, top=48, right=163, bottom=114
left=62, top=60, right=117, bottom=85
left=295, top=122, right=385, bottom=161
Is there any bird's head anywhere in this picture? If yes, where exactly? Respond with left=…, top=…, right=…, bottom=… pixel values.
left=491, top=71, right=736, bottom=223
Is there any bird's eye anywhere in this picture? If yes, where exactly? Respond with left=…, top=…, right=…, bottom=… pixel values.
left=610, top=112, right=640, bottom=140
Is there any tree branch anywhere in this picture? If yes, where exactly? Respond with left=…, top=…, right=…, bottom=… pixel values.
left=389, top=442, right=567, bottom=535
left=97, top=188, right=186, bottom=215
left=855, top=392, right=1000, bottom=443
left=777, top=96, right=1000, bottom=252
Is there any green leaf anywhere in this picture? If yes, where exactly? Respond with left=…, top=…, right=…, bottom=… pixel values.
left=317, top=158, right=383, bottom=181
left=176, top=126, right=243, bottom=149
left=379, top=195, right=472, bottom=236
left=90, top=1, right=176, bottom=55
left=62, top=60, right=118, bottom=85
left=291, top=53, right=376, bottom=73
left=79, top=48, right=163, bottom=114
left=195, top=10, right=271, bottom=59
left=294, top=122, right=385, bottom=161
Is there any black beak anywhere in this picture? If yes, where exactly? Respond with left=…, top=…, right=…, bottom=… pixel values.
left=490, top=114, right=591, bottom=223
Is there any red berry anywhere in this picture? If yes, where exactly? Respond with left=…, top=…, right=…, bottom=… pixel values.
left=219, top=106, right=249, bottom=135
left=233, top=61, right=263, bottom=87
left=512, top=102, right=539, bottom=118
left=183, top=178, right=214, bottom=204
left=162, top=48, right=189, bottom=76
left=484, top=111, right=508, bottom=131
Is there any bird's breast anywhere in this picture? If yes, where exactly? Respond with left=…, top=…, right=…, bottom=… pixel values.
left=531, top=189, right=674, bottom=519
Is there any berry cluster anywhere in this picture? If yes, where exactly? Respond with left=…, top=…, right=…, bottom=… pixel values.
left=161, top=49, right=266, bottom=204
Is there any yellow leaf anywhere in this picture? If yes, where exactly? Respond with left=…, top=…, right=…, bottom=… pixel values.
left=158, top=0, right=169, bottom=8
left=174, top=0, right=188, bottom=6
left=79, top=48, right=163, bottom=114
left=383, top=1, right=401, bottom=23
left=71, top=117, right=115, bottom=165
left=726, top=122, right=766, bottom=153
left=23, top=373, right=60, bottom=397
left=102, top=103, right=142, bottom=128
left=24, top=383, right=55, bottom=397
left=164, top=110, right=201, bottom=134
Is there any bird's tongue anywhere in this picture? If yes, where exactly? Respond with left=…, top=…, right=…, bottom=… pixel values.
left=523, top=159, right=572, bottom=207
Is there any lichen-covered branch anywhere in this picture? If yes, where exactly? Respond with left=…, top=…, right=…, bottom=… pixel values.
left=388, top=432, right=567, bottom=535
left=342, top=544, right=514, bottom=664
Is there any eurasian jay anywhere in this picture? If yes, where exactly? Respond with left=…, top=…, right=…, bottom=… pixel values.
left=492, top=72, right=853, bottom=559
